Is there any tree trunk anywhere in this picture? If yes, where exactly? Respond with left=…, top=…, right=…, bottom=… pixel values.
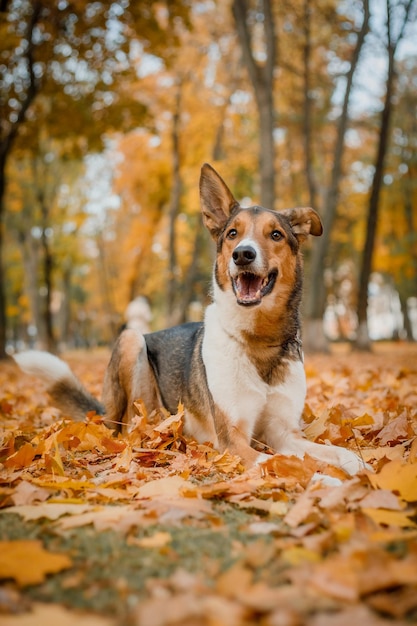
left=38, top=192, right=56, bottom=353
left=302, top=0, right=318, bottom=210
left=96, top=232, right=118, bottom=342
left=0, top=155, right=8, bottom=358
left=232, top=0, right=276, bottom=208
left=399, top=293, right=414, bottom=341
left=177, top=219, right=205, bottom=324
left=303, top=0, right=370, bottom=352
left=40, top=228, right=55, bottom=352
left=354, top=0, right=414, bottom=350
left=60, top=261, right=72, bottom=349
left=17, top=228, right=43, bottom=347
left=0, top=1, right=41, bottom=358
left=166, top=83, right=183, bottom=325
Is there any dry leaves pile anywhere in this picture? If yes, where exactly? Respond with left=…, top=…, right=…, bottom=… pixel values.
left=0, top=344, right=417, bottom=626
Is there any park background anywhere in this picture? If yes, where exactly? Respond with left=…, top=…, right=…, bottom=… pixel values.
left=1, top=0, right=416, bottom=357
left=2, top=4, right=417, bottom=623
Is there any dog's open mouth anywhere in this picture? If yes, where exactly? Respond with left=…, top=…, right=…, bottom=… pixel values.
left=233, top=270, right=277, bottom=306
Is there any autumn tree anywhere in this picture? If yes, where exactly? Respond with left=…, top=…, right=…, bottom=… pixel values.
left=111, top=3, right=250, bottom=327
left=232, top=0, right=277, bottom=209
left=0, top=0, right=190, bottom=357
left=370, top=56, right=417, bottom=340
left=0, top=1, right=41, bottom=357
left=355, top=0, right=417, bottom=350
left=303, top=0, right=370, bottom=352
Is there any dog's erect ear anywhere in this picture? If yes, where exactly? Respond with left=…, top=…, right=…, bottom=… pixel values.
left=200, top=163, right=240, bottom=239
left=280, top=207, right=323, bottom=242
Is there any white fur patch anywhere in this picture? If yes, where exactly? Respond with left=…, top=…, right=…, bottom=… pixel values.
left=202, top=304, right=306, bottom=439
left=13, top=351, right=75, bottom=384
left=229, top=237, right=265, bottom=277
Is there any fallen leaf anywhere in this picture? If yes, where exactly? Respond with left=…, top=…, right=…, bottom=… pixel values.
left=376, top=411, right=411, bottom=445
left=367, top=459, right=417, bottom=502
left=11, top=480, right=50, bottom=506
left=216, top=562, right=253, bottom=598
left=3, top=443, right=37, bottom=469
left=367, top=585, right=417, bottom=618
left=0, top=602, right=116, bottom=626
left=263, top=454, right=317, bottom=487
left=359, top=488, right=405, bottom=510
left=0, top=540, right=72, bottom=586
left=284, top=491, right=316, bottom=528
left=132, top=531, right=172, bottom=548
left=362, top=508, right=417, bottom=528
left=4, top=503, right=94, bottom=521
left=136, top=475, right=195, bottom=499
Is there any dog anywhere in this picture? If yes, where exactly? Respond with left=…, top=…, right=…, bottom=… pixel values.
left=13, top=164, right=364, bottom=475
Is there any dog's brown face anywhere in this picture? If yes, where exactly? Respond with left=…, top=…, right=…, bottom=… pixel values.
left=215, top=207, right=300, bottom=306
left=199, top=164, right=323, bottom=308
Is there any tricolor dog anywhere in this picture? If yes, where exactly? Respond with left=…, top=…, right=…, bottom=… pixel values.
left=14, top=164, right=364, bottom=474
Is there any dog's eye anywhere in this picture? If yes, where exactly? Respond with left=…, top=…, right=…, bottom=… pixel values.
left=271, top=230, right=283, bottom=241
left=227, top=228, right=238, bottom=239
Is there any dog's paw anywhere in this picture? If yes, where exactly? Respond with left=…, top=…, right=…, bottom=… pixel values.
left=254, top=452, right=273, bottom=466
left=310, top=472, right=343, bottom=487
left=334, top=447, right=371, bottom=475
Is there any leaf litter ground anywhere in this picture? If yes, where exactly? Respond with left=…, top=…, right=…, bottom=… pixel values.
left=0, top=343, right=417, bottom=625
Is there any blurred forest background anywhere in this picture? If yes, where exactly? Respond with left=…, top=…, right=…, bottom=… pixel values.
left=1, top=0, right=416, bottom=359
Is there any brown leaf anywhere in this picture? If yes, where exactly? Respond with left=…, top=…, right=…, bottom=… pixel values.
left=3, top=442, right=37, bottom=469
left=359, top=488, right=404, bottom=510
left=376, top=411, right=411, bottom=445
left=11, top=480, right=50, bottom=506
left=367, top=585, right=417, bottom=618
left=262, top=454, right=317, bottom=487
left=284, top=491, right=317, bottom=528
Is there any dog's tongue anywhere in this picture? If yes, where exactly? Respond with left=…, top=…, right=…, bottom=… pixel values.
left=236, top=273, right=263, bottom=302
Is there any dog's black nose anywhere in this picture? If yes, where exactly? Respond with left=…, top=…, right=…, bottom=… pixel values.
left=232, top=245, right=256, bottom=266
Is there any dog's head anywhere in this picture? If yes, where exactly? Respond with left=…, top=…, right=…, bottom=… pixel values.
left=200, top=163, right=322, bottom=307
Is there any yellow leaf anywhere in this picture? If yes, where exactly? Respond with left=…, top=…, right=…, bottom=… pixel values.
left=352, top=413, right=375, bottom=427
left=133, top=532, right=172, bottom=548
left=33, top=477, right=97, bottom=491
left=362, top=508, right=417, bottom=529
left=45, top=434, right=65, bottom=476
left=114, top=443, right=132, bottom=471
left=304, top=410, right=329, bottom=440
left=0, top=540, right=72, bottom=586
left=370, top=529, right=417, bottom=543
left=367, top=460, right=417, bottom=502
left=270, top=501, right=289, bottom=516
left=136, top=475, right=192, bottom=499
left=0, top=602, right=116, bottom=626
left=281, top=546, right=321, bottom=565
left=216, top=562, right=253, bottom=598
left=3, top=503, right=93, bottom=521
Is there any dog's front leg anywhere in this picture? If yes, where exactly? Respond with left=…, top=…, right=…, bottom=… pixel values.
left=260, top=416, right=366, bottom=475
left=212, top=407, right=263, bottom=467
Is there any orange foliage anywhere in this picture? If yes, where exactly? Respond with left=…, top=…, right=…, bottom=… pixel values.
left=1, top=345, right=417, bottom=622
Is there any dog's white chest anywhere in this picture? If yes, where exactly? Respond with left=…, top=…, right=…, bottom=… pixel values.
left=202, top=303, right=306, bottom=432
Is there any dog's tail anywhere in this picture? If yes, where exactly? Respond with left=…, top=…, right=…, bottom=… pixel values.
left=13, top=351, right=105, bottom=420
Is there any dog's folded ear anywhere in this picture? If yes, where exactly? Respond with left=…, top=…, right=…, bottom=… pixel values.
left=280, top=207, right=323, bottom=241
left=200, top=163, right=240, bottom=239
